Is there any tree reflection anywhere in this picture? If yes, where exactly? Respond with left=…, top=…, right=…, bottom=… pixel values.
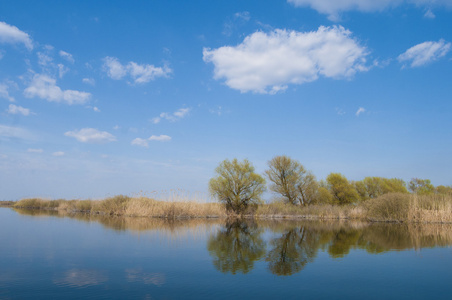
left=207, top=219, right=265, bottom=274
left=265, top=226, right=319, bottom=276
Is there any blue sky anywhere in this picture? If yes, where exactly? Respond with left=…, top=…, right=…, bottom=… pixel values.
left=1, top=0, right=451, bottom=200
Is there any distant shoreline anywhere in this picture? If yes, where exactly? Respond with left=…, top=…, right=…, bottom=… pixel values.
left=7, top=193, right=452, bottom=224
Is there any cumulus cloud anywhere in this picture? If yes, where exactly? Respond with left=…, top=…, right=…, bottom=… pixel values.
left=103, top=56, right=171, bottom=84
left=151, top=107, right=190, bottom=124
left=203, top=26, right=369, bottom=94
left=24, top=74, right=91, bottom=105
left=7, top=104, right=32, bottom=116
left=398, top=39, right=451, bottom=67
left=0, top=83, right=15, bottom=102
left=356, top=107, right=366, bottom=116
left=132, top=135, right=172, bottom=147
left=52, top=151, right=65, bottom=156
left=59, top=50, right=75, bottom=63
left=0, top=21, right=33, bottom=50
left=288, top=0, right=452, bottom=21
left=64, top=128, right=116, bottom=144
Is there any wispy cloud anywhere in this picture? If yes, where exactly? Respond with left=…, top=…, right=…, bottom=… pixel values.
left=102, top=56, right=172, bottom=84
left=151, top=107, right=190, bottom=124
left=65, top=128, right=116, bottom=144
left=204, top=26, right=369, bottom=94
left=7, top=104, right=33, bottom=116
left=288, top=0, right=452, bottom=21
left=0, top=21, right=33, bottom=50
left=24, top=74, right=91, bottom=105
left=0, top=124, right=33, bottom=140
left=0, top=82, right=15, bottom=102
left=82, top=78, right=95, bottom=86
left=28, top=148, right=43, bottom=153
left=356, top=107, right=366, bottom=116
left=132, top=135, right=172, bottom=147
left=59, top=50, right=75, bottom=63
left=52, top=151, right=65, bottom=156
left=398, top=39, right=451, bottom=68
left=223, top=11, right=251, bottom=36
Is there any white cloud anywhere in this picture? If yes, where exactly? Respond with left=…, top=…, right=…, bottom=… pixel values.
left=82, top=78, right=95, bottom=86
left=151, top=107, right=191, bottom=124
left=288, top=0, right=452, bottom=21
left=24, top=74, right=91, bottom=105
left=223, top=11, right=251, bottom=36
left=57, top=64, right=69, bottom=79
left=93, top=107, right=100, bottom=112
left=356, top=107, right=366, bottom=116
left=203, top=26, right=369, bottom=94
left=64, top=128, right=117, bottom=144
left=149, top=135, right=171, bottom=142
left=0, top=21, right=33, bottom=50
left=398, top=39, right=451, bottom=67
left=52, top=151, right=65, bottom=156
left=37, top=52, right=53, bottom=66
left=0, top=83, right=15, bottom=102
left=103, top=57, right=127, bottom=80
left=28, top=148, right=43, bottom=153
left=424, top=9, right=436, bottom=18
left=131, top=138, right=149, bottom=148
left=102, top=56, right=172, bottom=84
left=59, top=50, right=75, bottom=63
left=7, top=104, right=32, bottom=116
left=132, top=135, right=172, bottom=147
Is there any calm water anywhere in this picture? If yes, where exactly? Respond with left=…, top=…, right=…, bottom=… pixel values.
left=1, top=208, right=451, bottom=299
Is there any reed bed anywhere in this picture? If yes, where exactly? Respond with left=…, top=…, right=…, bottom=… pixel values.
left=14, top=194, right=227, bottom=219
left=12, top=193, right=452, bottom=223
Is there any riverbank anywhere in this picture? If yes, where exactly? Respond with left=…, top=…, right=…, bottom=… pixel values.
left=10, top=193, right=452, bottom=223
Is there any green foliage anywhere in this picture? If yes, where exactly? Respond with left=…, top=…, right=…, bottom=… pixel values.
left=354, top=177, right=408, bottom=200
left=265, top=155, right=318, bottom=206
left=436, top=185, right=452, bottom=195
left=209, top=158, right=266, bottom=214
left=409, top=178, right=435, bottom=195
left=326, top=173, right=359, bottom=205
left=316, top=187, right=334, bottom=204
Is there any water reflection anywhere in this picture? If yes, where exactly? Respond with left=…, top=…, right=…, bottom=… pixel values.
left=53, top=269, right=108, bottom=288
left=209, top=220, right=452, bottom=276
left=12, top=208, right=452, bottom=277
left=207, top=219, right=265, bottom=274
left=266, top=226, right=319, bottom=275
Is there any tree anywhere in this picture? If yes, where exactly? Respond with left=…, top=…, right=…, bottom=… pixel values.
left=209, top=158, right=266, bottom=214
left=326, top=173, right=359, bottom=205
left=354, top=177, right=408, bottom=201
left=408, top=178, right=434, bottom=195
left=436, top=185, right=452, bottom=195
left=265, top=155, right=318, bottom=206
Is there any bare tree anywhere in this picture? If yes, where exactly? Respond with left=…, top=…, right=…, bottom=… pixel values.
left=265, top=155, right=318, bottom=206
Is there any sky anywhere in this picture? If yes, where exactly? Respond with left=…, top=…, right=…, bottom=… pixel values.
left=1, top=0, right=451, bottom=200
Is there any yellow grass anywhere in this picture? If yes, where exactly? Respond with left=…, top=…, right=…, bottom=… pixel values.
left=12, top=193, right=452, bottom=223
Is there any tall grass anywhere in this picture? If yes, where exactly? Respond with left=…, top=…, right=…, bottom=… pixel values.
left=12, top=193, right=452, bottom=223
left=14, top=194, right=226, bottom=219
